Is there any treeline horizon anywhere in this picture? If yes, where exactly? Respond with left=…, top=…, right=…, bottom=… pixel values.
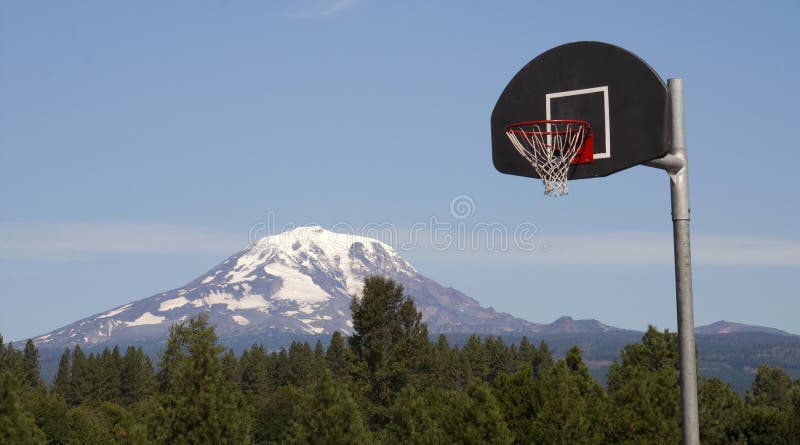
left=2, top=276, right=799, bottom=444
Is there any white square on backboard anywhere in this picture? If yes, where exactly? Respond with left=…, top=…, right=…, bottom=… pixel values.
left=546, top=86, right=611, bottom=159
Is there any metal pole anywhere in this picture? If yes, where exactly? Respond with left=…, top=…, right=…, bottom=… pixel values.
left=648, top=78, right=700, bottom=445
left=670, top=78, right=700, bottom=445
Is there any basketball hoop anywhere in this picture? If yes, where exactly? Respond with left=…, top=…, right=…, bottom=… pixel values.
left=505, top=120, right=593, bottom=196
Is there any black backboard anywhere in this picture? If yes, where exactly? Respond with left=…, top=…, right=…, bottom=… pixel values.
left=491, top=42, right=670, bottom=180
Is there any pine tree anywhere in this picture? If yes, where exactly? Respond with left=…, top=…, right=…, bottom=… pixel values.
left=21, top=340, right=43, bottom=391
left=52, top=347, right=71, bottom=400
left=492, top=366, right=537, bottom=443
left=441, top=384, right=514, bottom=445
left=288, top=341, right=318, bottom=386
left=251, top=386, right=302, bottom=444
left=64, top=405, right=119, bottom=444
left=514, top=337, right=536, bottom=372
left=349, top=276, right=433, bottom=414
left=150, top=314, right=252, bottom=444
left=749, top=365, right=794, bottom=408
left=88, top=348, right=120, bottom=403
left=240, top=344, right=270, bottom=397
left=743, top=365, right=798, bottom=444
left=2, top=342, right=23, bottom=382
left=120, top=346, right=155, bottom=405
left=105, top=346, right=123, bottom=403
left=485, top=336, right=512, bottom=382
left=314, top=340, right=325, bottom=363
left=326, top=331, right=355, bottom=382
left=606, top=326, right=681, bottom=444
left=19, top=389, right=71, bottom=444
left=0, top=335, right=4, bottom=373
left=698, top=377, right=746, bottom=444
left=221, top=349, right=240, bottom=387
left=462, top=334, right=489, bottom=383
left=288, top=373, right=372, bottom=445
left=529, top=346, right=607, bottom=444
left=86, top=352, right=104, bottom=402
left=68, top=345, right=90, bottom=406
left=0, top=372, right=46, bottom=444
left=381, top=386, right=447, bottom=444
left=431, top=334, right=462, bottom=390
left=532, top=340, right=554, bottom=378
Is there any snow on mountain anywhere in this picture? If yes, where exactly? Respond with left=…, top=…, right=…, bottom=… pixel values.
left=32, top=226, right=541, bottom=347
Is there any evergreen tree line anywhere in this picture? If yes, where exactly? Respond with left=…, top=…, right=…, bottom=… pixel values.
left=1, top=276, right=799, bottom=444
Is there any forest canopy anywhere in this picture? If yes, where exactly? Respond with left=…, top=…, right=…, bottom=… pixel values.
left=1, top=276, right=799, bottom=444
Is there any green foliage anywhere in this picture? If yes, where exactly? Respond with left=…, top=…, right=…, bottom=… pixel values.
left=742, top=365, right=800, bottom=444
left=462, top=334, right=489, bottom=382
left=64, top=404, right=120, bottom=445
left=221, top=348, right=240, bottom=386
left=52, top=347, right=71, bottom=399
left=22, top=340, right=43, bottom=391
left=606, top=326, right=682, bottom=444
left=0, top=372, right=46, bottom=445
left=288, top=340, right=321, bottom=386
left=749, top=364, right=794, bottom=408
left=431, top=334, right=463, bottom=390
left=148, top=314, right=253, bottom=444
left=349, top=276, right=433, bottom=422
left=288, top=373, right=372, bottom=444
left=529, top=347, right=607, bottom=444
left=486, top=337, right=513, bottom=382
left=251, top=385, right=302, bottom=444
left=326, top=331, right=356, bottom=383
left=698, top=377, right=747, bottom=444
left=442, top=384, right=514, bottom=445
left=492, top=367, right=537, bottom=444
left=68, top=345, right=91, bottom=406
left=5, top=281, right=800, bottom=444
left=240, top=344, right=271, bottom=397
left=120, top=346, right=155, bottom=405
left=381, top=387, right=447, bottom=444
left=21, top=389, right=71, bottom=442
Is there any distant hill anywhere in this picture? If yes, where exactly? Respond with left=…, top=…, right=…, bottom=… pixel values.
left=696, top=320, right=795, bottom=336
left=540, top=316, right=626, bottom=334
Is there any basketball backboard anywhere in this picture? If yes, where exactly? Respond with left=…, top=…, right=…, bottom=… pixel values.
left=491, top=41, right=670, bottom=180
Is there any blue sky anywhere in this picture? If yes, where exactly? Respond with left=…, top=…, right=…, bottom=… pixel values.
left=2, top=0, right=799, bottom=341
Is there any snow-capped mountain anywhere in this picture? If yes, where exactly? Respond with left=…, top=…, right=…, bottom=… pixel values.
left=33, top=226, right=541, bottom=347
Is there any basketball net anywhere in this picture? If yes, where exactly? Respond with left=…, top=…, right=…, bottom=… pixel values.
left=505, top=120, right=592, bottom=197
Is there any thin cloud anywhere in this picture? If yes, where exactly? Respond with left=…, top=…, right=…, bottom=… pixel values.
left=402, top=230, right=800, bottom=267
left=286, top=0, right=361, bottom=19
left=3, top=221, right=797, bottom=267
left=518, top=232, right=800, bottom=267
left=0, top=221, right=246, bottom=261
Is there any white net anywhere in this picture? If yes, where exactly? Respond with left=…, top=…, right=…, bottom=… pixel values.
left=505, top=121, right=590, bottom=197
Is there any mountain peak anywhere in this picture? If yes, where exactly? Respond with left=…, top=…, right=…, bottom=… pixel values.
left=31, top=226, right=538, bottom=347
left=252, top=226, right=405, bottom=267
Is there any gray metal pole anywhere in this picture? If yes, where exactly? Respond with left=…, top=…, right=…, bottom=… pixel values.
left=647, top=78, right=700, bottom=445
left=670, top=78, right=700, bottom=445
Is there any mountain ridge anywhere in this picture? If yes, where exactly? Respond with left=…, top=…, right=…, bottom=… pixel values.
left=695, top=320, right=795, bottom=337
